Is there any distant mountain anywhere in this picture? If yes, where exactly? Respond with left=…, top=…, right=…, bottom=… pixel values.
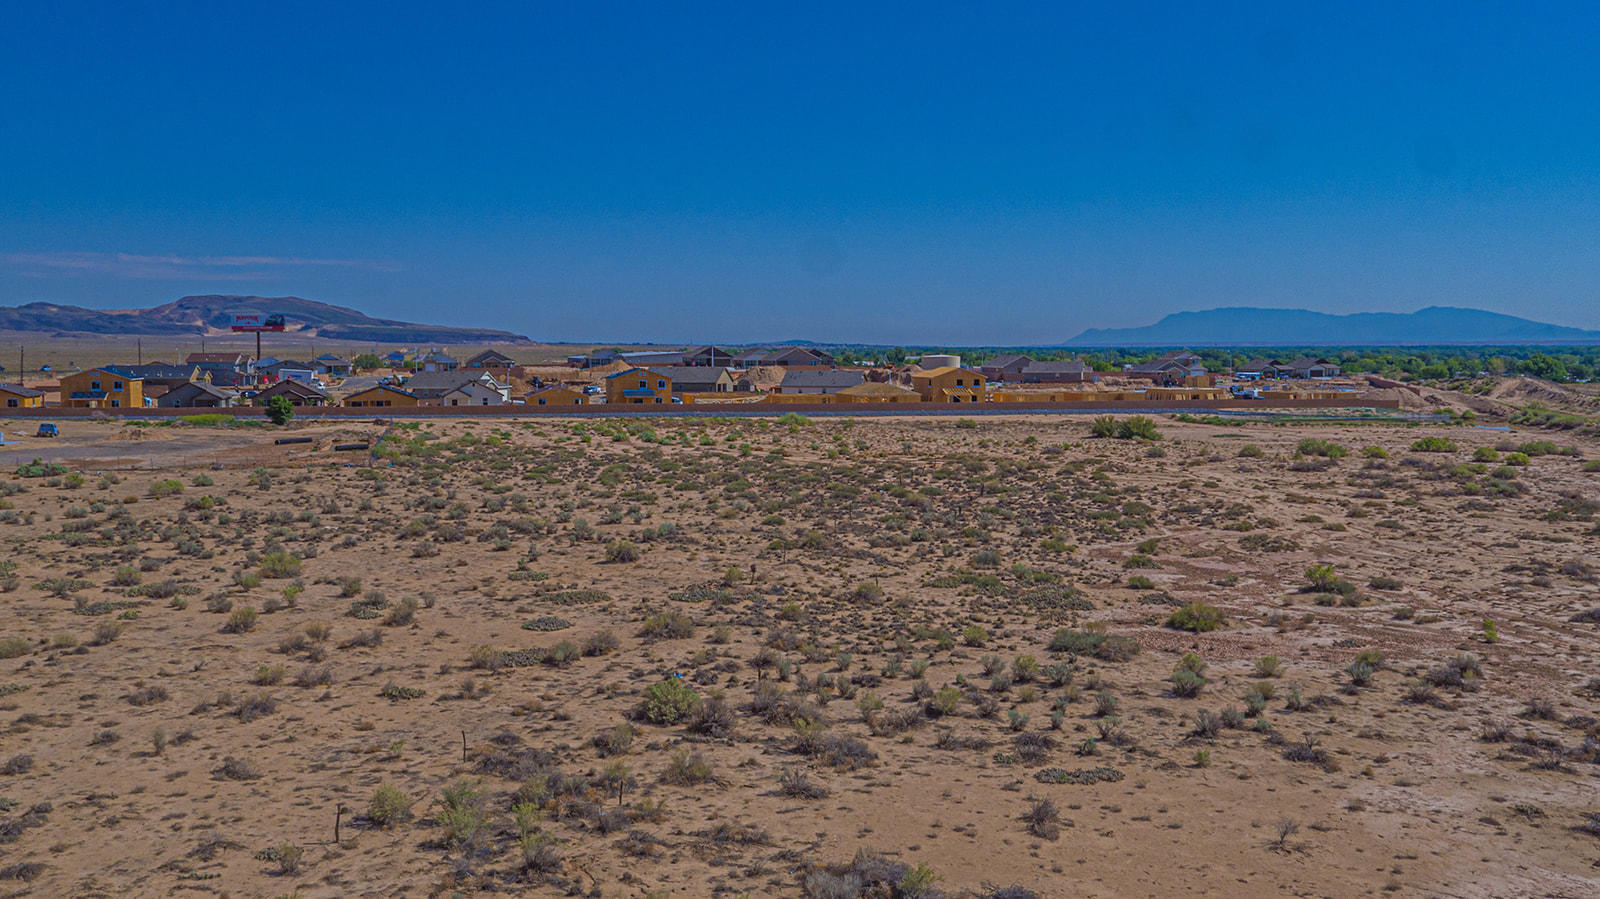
left=1062, top=306, right=1600, bottom=347
left=0, top=294, right=532, bottom=344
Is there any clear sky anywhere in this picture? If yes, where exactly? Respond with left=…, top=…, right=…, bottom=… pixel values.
left=3, top=1, right=1599, bottom=344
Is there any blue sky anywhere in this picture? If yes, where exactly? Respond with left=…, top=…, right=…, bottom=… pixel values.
left=3, top=1, right=1599, bottom=344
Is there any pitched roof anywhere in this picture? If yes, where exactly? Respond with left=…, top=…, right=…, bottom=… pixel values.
left=1021, top=360, right=1089, bottom=374
left=345, top=384, right=416, bottom=399
left=836, top=381, right=917, bottom=397
left=778, top=369, right=864, bottom=389
left=1285, top=356, right=1334, bottom=369
left=912, top=366, right=983, bottom=380
left=605, top=367, right=667, bottom=381
left=259, top=380, right=330, bottom=399
left=165, top=381, right=233, bottom=401
left=983, top=354, right=1033, bottom=369
left=87, top=366, right=141, bottom=379
left=619, top=351, right=685, bottom=365
left=466, top=350, right=515, bottom=366
left=645, top=366, right=733, bottom=390
left=765, top=346, right=832, bottom=363
left=121, top=364, right=199, bottom=379
left=186, top=353, right=251, bottom=365
left=0, top=383, right=44, bottom=397
left=401, top=371, right=489, bottom=392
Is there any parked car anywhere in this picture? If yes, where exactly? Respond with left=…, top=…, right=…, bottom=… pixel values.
left=36, top=423, right=59, bottom=438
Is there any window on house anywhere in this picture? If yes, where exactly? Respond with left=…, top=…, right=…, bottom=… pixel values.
left=111, top=399, right=121, bottom=407
left=538, top=398, right=547, bottom=405
left=5, top=398, right=16, bottom=407
left=113, top=381, right=123, bottom=390
left=91, top=380, right=101, bottom=390
left=657, top=379, right=666, bottom=389
left=638, top=379, right=647, bottom=389
left=955, top=379, right=964, bottom=386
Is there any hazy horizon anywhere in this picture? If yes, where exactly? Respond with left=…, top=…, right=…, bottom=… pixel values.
left=4, top=3, right=1600, bottom=344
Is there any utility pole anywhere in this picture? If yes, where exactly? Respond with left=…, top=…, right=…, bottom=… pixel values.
left=17, top=346, right=23, bottom=387
left=137, top=339, right=143, bottom=366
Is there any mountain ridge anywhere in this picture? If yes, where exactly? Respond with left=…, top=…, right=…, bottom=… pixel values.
left=0, top=295, right=533, bottom=344
left=1063, top=306, right=1600, bottom=347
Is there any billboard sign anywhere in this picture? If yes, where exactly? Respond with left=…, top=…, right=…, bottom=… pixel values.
left=231, top=313, right=286, bottom=332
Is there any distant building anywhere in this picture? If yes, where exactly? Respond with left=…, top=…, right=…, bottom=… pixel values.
left=1124, top=350, right=1207, bottom=386
left=401, top=371, right=511, bottom=404
left=619, top=350, right=686, bottom=367
left=157, top=381, right=234, bottom=408
left=1233, top=358, right=1281, bottom=380
left=343, top=385, right=419, bottom=407
left=683, top=346, right=735, bottom=368
left=1283, top=357, right=1341, bottom=379
left=417, top=350, right=459, bottom=372
left=568, top=348, right=623, bottom=368
left=253, top=380, right=330, bottom=407
left=979, top=354, right=1033, bottom=381
left=733, top=347, right=835, bottom=367
left=185, top=352, right=256, bottom=387
left=122, top=364, right=209, bottom=391
left=313, top=354, right=355, bottom=376
left=1019, top=360, right=1095, bottom=384
left=465, top=350, right=516, bottom=369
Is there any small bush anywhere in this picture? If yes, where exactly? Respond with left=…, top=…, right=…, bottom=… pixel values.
left=258, top=551, right=301, bottom=578
left=222, top=607, right=258, bottom=634
left=604, top=540, right=640, bottom=563
left=1409, top=436, right=1457, bottom=453
left=1167, top=602, right=1225, bottom=632
left=636, top=678, right=701, bottom=725
left=368, top=785, right=414, bottom=827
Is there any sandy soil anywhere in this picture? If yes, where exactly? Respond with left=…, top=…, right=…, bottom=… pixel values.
left=0, top=412, right=1596, bottom=897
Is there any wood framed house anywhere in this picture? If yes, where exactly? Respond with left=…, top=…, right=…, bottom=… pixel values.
left=911, top=366, right=986, bottom=402
left=604, top=368, right=672, bottom=404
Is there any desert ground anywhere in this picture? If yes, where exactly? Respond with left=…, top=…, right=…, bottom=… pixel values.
left=0, top=409, right=1596, bottom=897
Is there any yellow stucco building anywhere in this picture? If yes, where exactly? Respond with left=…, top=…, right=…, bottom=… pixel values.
left=59, top=367, right=144, bottom=409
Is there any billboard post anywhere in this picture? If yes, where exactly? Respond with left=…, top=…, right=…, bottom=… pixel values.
left=230, top=314, right=286, bottom=368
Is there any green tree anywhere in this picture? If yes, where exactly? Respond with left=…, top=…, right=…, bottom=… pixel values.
left=352, top=353, right=382, bottom=371
left=266, top=395, right=295, bottom=425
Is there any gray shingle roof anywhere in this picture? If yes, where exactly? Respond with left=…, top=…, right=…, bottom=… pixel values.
left=778, top=369, right=865, bottom=390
